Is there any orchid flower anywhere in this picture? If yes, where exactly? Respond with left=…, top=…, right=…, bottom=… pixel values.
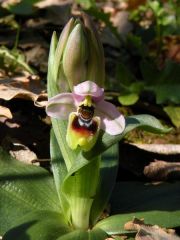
left=46, top=81, right=125, bottom=151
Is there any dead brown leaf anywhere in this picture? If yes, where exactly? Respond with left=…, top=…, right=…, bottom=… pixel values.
left=0, top=74, right=47, bottom=107
left=2, top=136, right=38, bottom=165
left=124, top=218, right=180, bottom=240
left=144, top=160, right=180, bottom=180
left=35, top=0, right=72, bottom=25
left=131, top=143, right=180, bottom=155
left=0, top=105, right=12, bottom=119
left=24, top=45, right=48, bottom=73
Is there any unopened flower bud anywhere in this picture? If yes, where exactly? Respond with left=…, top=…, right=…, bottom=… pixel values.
left=62, top=23, right=88, bottom=90
left=48, top=13, right=105, bottom=93
left=82, top=13, right=105, bottom=87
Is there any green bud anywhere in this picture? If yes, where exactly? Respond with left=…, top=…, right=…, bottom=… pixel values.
left=48, top=13, right=105, bottom=92
left=82, top=13, right=105, bottom=87
left=48, top=31, right=58, bottom=92
left=62, top=23, right=88, bottom=90
left=54, top=18, right=75, bottom=91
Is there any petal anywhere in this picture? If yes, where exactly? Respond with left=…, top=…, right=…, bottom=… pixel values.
left=46, top=93, right=76, bottom=119
left=66, top=112, right=100, bottom=151
left=73, top=80, right=104, bottom=102
left=96, top=100, right=125, bottom=135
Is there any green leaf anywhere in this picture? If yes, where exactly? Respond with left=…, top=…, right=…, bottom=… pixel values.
left=3, top=210, right=70, bottom=240
left=118, top=93, right=139, bottom=106
left=152, top=84, right=180, bottom=104
left=0, top=148, right=60, bottom=235
left=97, top=212, right=179, bottom=235
left=164, top=106, right=180, bottom=127
left=88, top=228, right=107, bottom=240
left=75, top=0, right=96, bottom=9
left=148, top=1, right=161, bottom=14
left=0, top=46, right=34, bottom=74
left=57, top=230, right=88, bottom=240
left=116, top=63, right=136, bottom=86
left=140, top=60, right=160, bottom=84
left=56, top=228, right=107, bottom=240
left=50, top=130, right=69, bottom=219
left=85, top=114, right=171, bottom=158
left=129, top=82, right=144, bottom=94
left=94, top=215, right=134, bottom=235
left=141, top=60, right=180, bottom=104
left=4, top=0, right=41, bottom=15
left=50, top=130, right=67, bottom=196
left=95, top=181, right=180, bottom=234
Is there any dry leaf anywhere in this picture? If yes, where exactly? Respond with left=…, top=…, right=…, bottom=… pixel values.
left=2, top=137, right=38, bottom=165
left=0, top=105, right=12, bottom=119
left=131, top=143, right=180, bottom=155
left=0, top=74, right=47, bottom=107
left=34, top=93, right=48, bottom=107
left=144, top=160, right=180, bottom=180
left=124, top=218, right=180, bottom=240
left=35, top=0, right=72, bottom=25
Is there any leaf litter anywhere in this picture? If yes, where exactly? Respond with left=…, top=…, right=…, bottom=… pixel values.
left=124, top=218, right=180, bottom=240
left=144, top=160, right=180, bottom=180
left=0, top=73, right=47, bottom=106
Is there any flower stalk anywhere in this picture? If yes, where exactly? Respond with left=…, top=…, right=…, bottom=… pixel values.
left=47, top=13, right=125, bottom=230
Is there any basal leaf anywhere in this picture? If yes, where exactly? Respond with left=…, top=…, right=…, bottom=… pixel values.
left=111, top=181, right=180, bottom=214
left=94, top=215, right=134, bottom=235
left=88, top=228, right=107, bottom=240
left=57, top=230, right=88, bottom=240
left=0, top=148, right=60, bottom=235
left=96, top=211, right=180, bottom=235
left=110, top=181, right=180, bottom=228
left=3, top=210, right=70, bottom=240
left=95, top=182, right=180, bottom=234
left=56, top=228, right=107, bottom=240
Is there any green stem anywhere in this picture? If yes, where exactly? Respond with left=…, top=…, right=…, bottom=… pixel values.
left=71, top=197, right=93, bottom=229
left=68, top=157, right=100, bottom=229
